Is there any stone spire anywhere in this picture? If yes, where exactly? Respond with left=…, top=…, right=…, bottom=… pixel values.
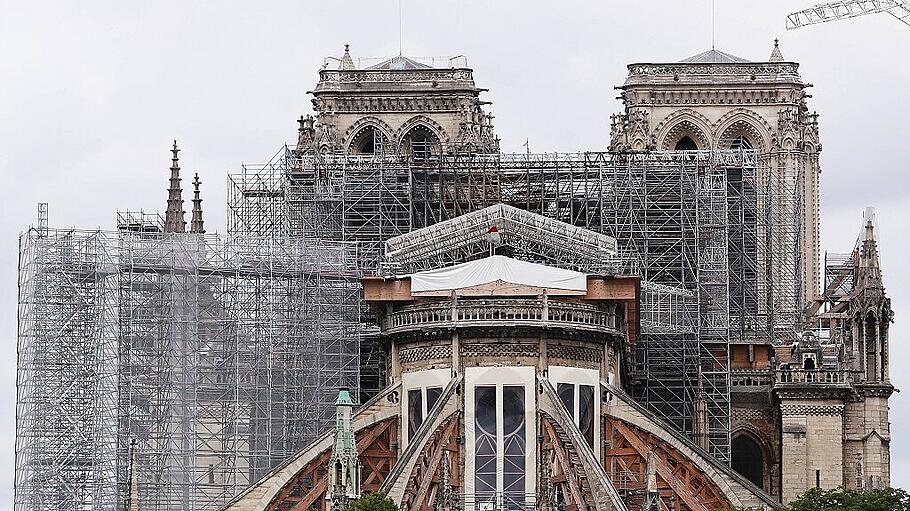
left=125, top=439, right=140, bottom=511
left=769, top=38, right=784, bottom=62
left=340, top=44, right=356, bottom=70
left=327, top=388, right=360, bottom=510
left=190, top=173, right=205, bottom=234
left=858, top=207, right=883, bottom=291
left=164, top=140, right=187, bottom=233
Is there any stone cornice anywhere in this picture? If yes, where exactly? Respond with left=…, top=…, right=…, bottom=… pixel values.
left=780, top=403, right=844, bottom=416
left=775, top=387, right=850, bottom=400
left=315, top=69, right=477, bottom=93
left=624, top=62, right=802, bottom=85
left=621, top=88, right=804, bottom=108
left=852, top=382, right=896, bottom=398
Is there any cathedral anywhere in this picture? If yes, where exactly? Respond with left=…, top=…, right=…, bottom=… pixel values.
left=14, top=39, right=895, bottom=511
left=218, top=42, right=894, bottom=510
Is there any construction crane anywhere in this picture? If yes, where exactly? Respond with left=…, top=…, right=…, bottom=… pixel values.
left=786, top=0, right=910, bottom=29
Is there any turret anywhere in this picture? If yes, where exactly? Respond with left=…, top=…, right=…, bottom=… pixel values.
left=190, top=173, right=205, bottom=234
left=164, top=140, right=187, bottom=233
left=327, top=388, right=360, bottom=510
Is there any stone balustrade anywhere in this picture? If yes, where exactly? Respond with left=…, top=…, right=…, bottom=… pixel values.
left=730, top=369, right=773, bottom=388
left=381, top=299, right=621, bottom=337
left=775, top=368, right=849, bottom=386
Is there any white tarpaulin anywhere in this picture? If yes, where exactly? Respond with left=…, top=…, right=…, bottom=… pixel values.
left=409, top=255, right=587, bottom=293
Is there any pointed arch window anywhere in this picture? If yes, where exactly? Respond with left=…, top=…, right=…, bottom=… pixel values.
left=400, top=125, right=440, bottom=160
left=349, top=125, right=386, bottom=155
left=674, top=136, right=698, bottom=151
left=730, top=135, right=754, bottom=151
left=731, top=434, right=765, bottom=490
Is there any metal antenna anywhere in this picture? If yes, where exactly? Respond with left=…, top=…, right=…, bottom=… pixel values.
left=712, top=0, right=716, bottom=50
left=398, top=0, right=403, bottom=55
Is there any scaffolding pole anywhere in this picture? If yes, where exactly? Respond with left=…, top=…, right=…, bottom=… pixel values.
left=227, top=148, right=802, bottom=461
left=15, top=226, right=360, bottom=511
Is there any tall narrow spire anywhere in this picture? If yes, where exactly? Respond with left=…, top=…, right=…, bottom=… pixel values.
left=165, top=140, right=187, bottom=233
left=125, top=439, right=140, bottom=511
left=191, top=173, right=205, bottom=234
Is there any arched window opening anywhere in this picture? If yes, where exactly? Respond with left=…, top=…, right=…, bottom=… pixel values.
left=865, top=315, right=878, bottom=380
left=401, top=125, right=440, bottom=160
left=334, top=460, right=343, bottom=487
left=674, top=136, right=698, bottom=151
left=730, top=135, right=754, bottom=150
left=803, top=356, right=816, bottom=370
left=349, top=126, right=386, bottom=155
left=731, top=434, right=765, bottom=490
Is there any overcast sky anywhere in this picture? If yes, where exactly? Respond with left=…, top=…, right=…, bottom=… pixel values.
left=2, top=1, right=909, bottom=507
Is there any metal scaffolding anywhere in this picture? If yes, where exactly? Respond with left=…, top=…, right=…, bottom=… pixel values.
left=16, top=218, right=360, bottom=511
left=227, top=147, right=803, bottom=462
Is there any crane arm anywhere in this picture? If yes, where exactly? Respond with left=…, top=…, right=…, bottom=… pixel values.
left=786, top=0, right=910, bottom=29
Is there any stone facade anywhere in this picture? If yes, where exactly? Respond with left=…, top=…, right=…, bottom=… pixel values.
left=221, top=44, right=894, bottom=510
left=611, top=43, right=821, bottom=310
left=297, top=45, right=498, bottom=156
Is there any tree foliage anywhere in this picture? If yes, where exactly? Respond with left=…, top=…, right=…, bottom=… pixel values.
left=348, top=492, right=399, bottom=511
left=722, top=487, right=910, bottom=511
left=783, top=487, right=910, bottom=511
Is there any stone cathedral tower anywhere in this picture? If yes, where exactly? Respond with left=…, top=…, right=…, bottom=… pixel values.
left=610, top=41, right=821, bottom=312
left=297, top=45, right=498, bottom=157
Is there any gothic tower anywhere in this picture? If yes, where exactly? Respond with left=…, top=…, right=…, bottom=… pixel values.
left=165, top=140, right=187, bottom=233
left=611, top=40, right=821, bottom=313
left=303, top=45, right=497, bottom=156
left=327, top=388, right=360, bottom=510
left=775, top=208, right=893, bottom=503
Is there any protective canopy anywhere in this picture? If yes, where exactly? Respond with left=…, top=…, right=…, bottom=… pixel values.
left=409, top=255, right=587, bottom=293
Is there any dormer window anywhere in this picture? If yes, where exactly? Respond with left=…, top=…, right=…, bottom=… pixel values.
left=802, top=353, right=817, bottom=370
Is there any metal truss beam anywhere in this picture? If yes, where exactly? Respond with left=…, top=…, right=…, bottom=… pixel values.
left=787, top=0, right=910, bottom=29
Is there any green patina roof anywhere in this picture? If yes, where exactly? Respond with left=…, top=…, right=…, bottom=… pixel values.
left=335, top=388, right=355, bottom=406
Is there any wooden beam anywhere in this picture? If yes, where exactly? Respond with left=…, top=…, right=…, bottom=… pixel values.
left=412, top=419, right=457, bottom=509
left=610, top=420, right=709, bottom=511
left=289, top=477, right=327, bottom=511
left=543, top=419, right=587, bottom=511
left=362, top=277, right=413, bottom=302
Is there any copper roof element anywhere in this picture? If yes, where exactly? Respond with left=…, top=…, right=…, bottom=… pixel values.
left=678, top=49, right=750, bottom=64
left=164, top=140, right=187, bottom=233
left=769, top=38, right=785, bottom=62
left=190, top=173, right=205, bottom=234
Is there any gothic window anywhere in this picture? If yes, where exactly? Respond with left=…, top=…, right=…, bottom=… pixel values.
left=730, top=135, right=754, bottom=150
left=473, top=384, right=528, bottom=509
left=731, top=434, right=764, bottom=490
left=407, top=386, right=443, bottom=440
left=474, top=386, right=497, bottom=504
left=502, top=385, right=527, bottom=509
left=426, top=386, right=442, bottom=411
left=349, top=125, right=386, bottom=155
left=556, top=382, right=595, bottom=449
left=407, top=389, right=423, bottom=438
left=400, top=125, right=440, bottom=160
left=557, top=383, right=574, bottom=415
left=674, top=136, right=698, bottom=150
left=578, top=385, right=595, bottom=449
